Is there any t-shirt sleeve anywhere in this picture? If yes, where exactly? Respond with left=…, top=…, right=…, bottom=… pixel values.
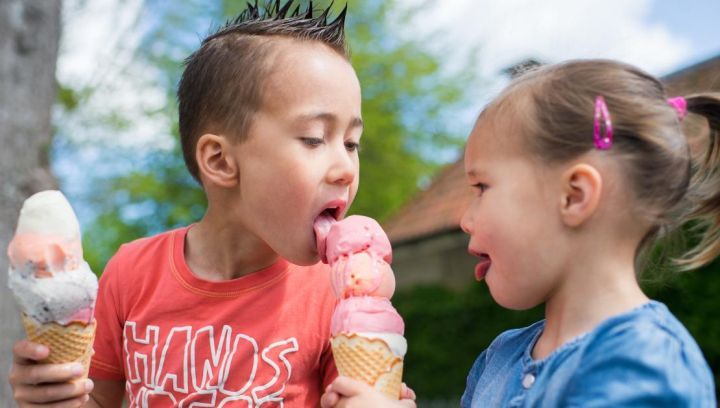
left=89, top=251, right=126, bottom=380
left=460, top=349, right=488, bottom=407
left=563, top=322, right=715, bottom=407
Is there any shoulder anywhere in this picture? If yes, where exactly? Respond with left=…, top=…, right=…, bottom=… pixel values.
left=582, top=301, right=709, bottom=368
left=103, top=227, right=182, bottom=275
left=568, top=302, right=715, bottom=405
left=112, top=227, right=181, bottom=263
left=99, top=227, right=183, bottom=293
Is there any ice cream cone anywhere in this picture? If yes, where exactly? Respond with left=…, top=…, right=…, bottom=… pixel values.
left=331, top=333, right=404, bottom=399
left=21, top=314, right=96, bottom=378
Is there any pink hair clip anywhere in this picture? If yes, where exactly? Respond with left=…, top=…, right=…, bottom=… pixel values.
left=667, top=96, right=688, bottom=121
left=593, top=95, right=613, bottom=150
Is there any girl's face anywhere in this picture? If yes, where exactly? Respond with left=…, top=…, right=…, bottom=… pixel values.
left=460, top=116, right=569, bottom=310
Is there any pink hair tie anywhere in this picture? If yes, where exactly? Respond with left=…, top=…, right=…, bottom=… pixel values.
left=593, top=96, right=613, bottom=150
left=667, top=96, right=688, bottom=121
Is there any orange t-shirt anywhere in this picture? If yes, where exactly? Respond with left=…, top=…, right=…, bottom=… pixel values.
left=90, top=227, right=338, bottom=407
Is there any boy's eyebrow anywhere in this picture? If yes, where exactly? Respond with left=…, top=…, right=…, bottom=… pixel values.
left=294, top=112, right=364, bottom=130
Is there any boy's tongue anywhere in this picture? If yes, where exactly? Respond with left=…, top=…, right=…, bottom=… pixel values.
left=313, top=212, right=336, bottom=263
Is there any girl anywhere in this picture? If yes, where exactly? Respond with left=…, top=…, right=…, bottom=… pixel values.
left=322, top=59, right=718, bottom=407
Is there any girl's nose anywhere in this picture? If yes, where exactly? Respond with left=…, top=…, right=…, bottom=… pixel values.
left=460, top=208, right=473, bottom=234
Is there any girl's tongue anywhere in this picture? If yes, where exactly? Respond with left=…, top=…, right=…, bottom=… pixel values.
left=313, top=212, right=336, bottom=263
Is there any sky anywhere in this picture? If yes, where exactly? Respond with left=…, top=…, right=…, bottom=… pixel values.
left=53, top=0, right=720, bottom=221
left=394, top=0, right=720, bottom=123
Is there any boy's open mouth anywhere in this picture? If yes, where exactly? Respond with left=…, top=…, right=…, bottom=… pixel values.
left=313, top=205, right=343, bottom=263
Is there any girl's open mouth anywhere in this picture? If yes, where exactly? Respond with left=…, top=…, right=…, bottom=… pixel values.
left=470, top=251, right=491, bottom=281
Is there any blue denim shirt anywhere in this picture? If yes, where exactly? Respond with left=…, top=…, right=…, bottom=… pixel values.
left=461, top=301, right=715, bottom=407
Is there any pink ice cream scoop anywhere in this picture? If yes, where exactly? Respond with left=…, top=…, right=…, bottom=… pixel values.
left=331, top=296, right=404, bottom=336
left=320, top=215, right=396, bottom=298
left=324, top=215, right=392, bottom=264
left=314, top=214, right=404, bottom=334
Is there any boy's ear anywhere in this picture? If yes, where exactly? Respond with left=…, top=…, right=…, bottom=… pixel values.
left=559, top=163, right=602, bottom=227
left=196, top=133, right=238, bottom=188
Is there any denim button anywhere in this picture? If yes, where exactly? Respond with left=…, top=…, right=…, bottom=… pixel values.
left=522, top=373, right=535, bottom=389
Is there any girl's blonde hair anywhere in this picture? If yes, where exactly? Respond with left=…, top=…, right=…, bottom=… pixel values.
left=484, top=59, right=720, bottom=270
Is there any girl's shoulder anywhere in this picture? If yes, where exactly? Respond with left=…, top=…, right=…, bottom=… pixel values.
left=584, top=301, right=702, bottom=355
left=569, top=301, right=715, bottom=404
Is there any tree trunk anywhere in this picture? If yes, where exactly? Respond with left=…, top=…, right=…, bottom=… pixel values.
left=0, top=0, right=61, bottom=402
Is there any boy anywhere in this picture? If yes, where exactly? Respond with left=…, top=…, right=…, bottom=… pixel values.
left=9, top=1, right=362, bottom=406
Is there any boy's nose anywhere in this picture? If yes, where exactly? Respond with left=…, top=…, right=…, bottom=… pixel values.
left=327, top=152, right=356, bottom=186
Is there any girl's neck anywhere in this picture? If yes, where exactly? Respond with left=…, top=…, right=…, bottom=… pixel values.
left=532, top=249, right=649, bottom=360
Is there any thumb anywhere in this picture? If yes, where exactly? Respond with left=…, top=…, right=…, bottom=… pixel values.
left=329, top=376, right=373, bottom=397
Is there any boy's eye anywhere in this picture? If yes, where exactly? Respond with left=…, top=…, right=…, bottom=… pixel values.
left=300, top=137, right=323, bottom=147
left=345, top=141, right=360, bottom=152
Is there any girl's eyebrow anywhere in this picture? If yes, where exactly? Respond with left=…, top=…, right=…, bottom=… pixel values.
left=466, top=168, right=486, bottom=178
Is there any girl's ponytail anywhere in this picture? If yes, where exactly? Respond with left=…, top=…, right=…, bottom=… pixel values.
left=677, top=93, right=720, bottom=269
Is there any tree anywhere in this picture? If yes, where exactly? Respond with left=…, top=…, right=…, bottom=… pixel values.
left=0, top=0, right=62, bottom=402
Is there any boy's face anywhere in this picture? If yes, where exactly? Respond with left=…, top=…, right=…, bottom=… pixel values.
left=231, top=41, right=362, bottom=265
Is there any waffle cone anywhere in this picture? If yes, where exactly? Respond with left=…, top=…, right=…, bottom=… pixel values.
left=331, top=333, right=404, bottom=399
left=21, top=314, right=96, bottom=378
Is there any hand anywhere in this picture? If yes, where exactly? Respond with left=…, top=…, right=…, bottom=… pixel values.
left=9, top=339, right=94, bottom=407
left=321, top=376, right=416, bottom=408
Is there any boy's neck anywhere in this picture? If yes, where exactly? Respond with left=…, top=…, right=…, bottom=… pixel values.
left=184, top=213, right=279, bottom=281
left=532, top=239, right=649, bottom=360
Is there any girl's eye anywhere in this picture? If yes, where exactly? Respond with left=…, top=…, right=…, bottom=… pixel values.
left=345, top=141, right=360, bottom=152
left=300, top=137, right=323, bottom=147
left=472, top=183, right=488, bottom=194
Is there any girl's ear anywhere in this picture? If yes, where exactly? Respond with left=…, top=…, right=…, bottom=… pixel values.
left=559, top=163, right=602, bottom=227
left=196, top=133, right=239, bottom=188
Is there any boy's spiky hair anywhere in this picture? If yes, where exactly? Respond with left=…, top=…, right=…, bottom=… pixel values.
left=205, top=0, right=347, bottom=47
left=178, top=1, right=349, bottom=183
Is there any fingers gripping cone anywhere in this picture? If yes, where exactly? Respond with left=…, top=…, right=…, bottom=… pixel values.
left=21, top=314, right=96, bottom=378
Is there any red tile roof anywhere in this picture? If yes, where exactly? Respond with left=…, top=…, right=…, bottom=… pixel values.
left=384, top=158, right=473, bottom=244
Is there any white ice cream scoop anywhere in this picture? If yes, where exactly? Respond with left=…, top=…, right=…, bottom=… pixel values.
left=7, top=190, right=97, bottom=325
